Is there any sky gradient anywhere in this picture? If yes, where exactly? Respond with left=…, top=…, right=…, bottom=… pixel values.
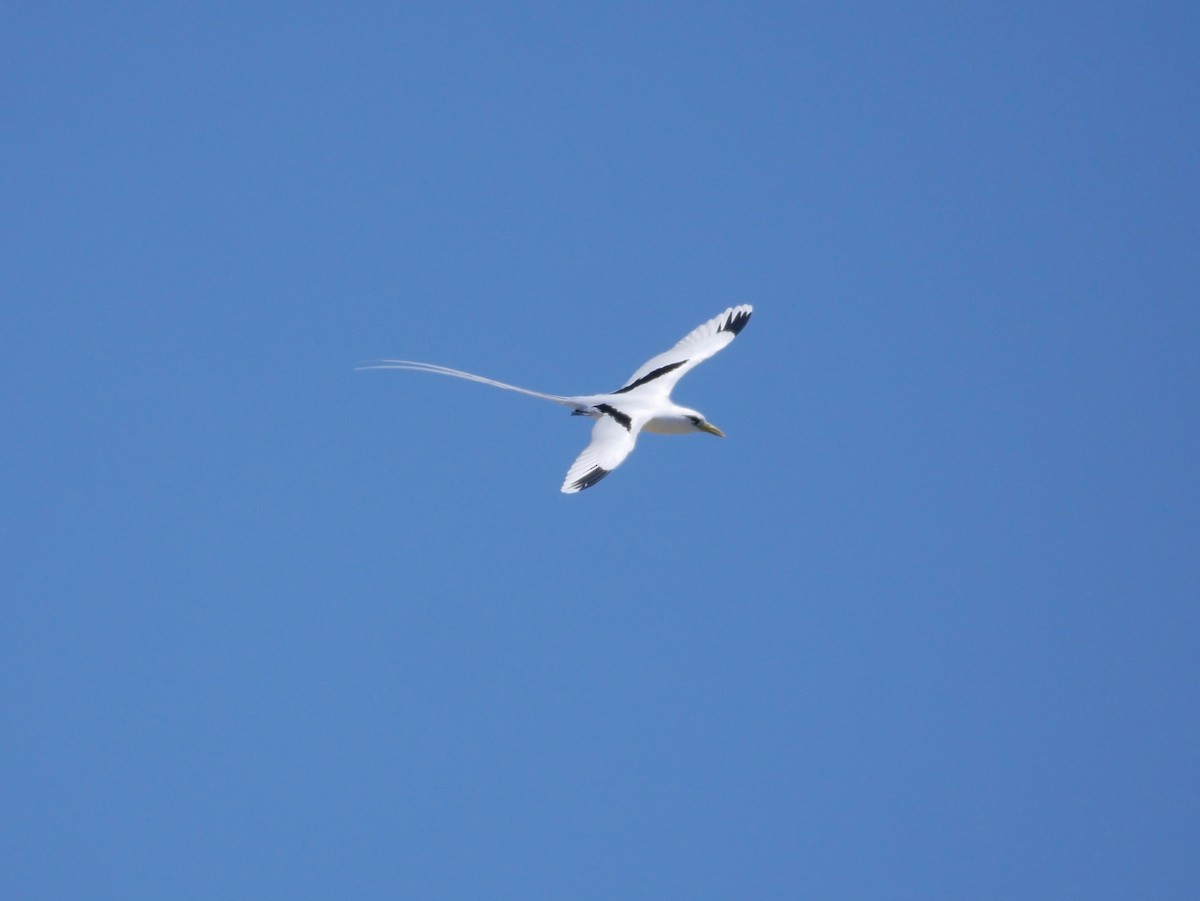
left=3, top=3, right=1199, bottom=898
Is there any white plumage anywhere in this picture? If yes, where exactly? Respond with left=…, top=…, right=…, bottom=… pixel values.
left=360, top=305, right=752, bottom=493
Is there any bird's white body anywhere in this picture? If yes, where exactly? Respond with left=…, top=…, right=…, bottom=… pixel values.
left=361, top=305, right=752, bottom=492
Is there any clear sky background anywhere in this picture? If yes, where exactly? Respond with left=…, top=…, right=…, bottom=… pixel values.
left=3, top=3, right=1198, bottom=898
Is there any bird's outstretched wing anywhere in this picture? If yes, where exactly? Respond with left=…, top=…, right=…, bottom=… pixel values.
left=613, top=305, right=752, bottom=398
left=561, top=412, right=643, bottom=493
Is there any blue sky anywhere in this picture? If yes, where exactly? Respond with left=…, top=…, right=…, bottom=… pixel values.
left=3, top=2, right=1198, bottom=897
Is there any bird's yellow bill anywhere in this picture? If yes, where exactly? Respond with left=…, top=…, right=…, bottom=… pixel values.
left=698, top=421, right=725, bottom=438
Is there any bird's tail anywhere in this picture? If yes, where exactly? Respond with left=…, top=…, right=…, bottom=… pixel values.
left=356, top=360, right=579, bottom=408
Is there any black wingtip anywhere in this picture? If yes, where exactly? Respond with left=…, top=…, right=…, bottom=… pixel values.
left=720, top=307, right=752, bottom=336
left=570, top=465, right=610, bottom=492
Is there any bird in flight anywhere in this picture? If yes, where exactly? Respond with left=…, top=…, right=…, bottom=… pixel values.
left=360, top=305, right=752, bottom=493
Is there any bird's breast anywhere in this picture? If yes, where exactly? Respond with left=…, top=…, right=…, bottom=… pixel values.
left=642, top=416, right=695, bottom=435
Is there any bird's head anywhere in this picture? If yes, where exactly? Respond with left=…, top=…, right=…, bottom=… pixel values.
left=686, top=414, right=725, bottom=438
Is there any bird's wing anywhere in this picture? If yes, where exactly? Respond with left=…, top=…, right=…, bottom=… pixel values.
left=561, top=410, right=644, bottom=493
left=613, top=305, right=752, bottom=398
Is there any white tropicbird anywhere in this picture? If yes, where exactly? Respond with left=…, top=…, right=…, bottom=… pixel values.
left=361, top=305, right=752, bottom=493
